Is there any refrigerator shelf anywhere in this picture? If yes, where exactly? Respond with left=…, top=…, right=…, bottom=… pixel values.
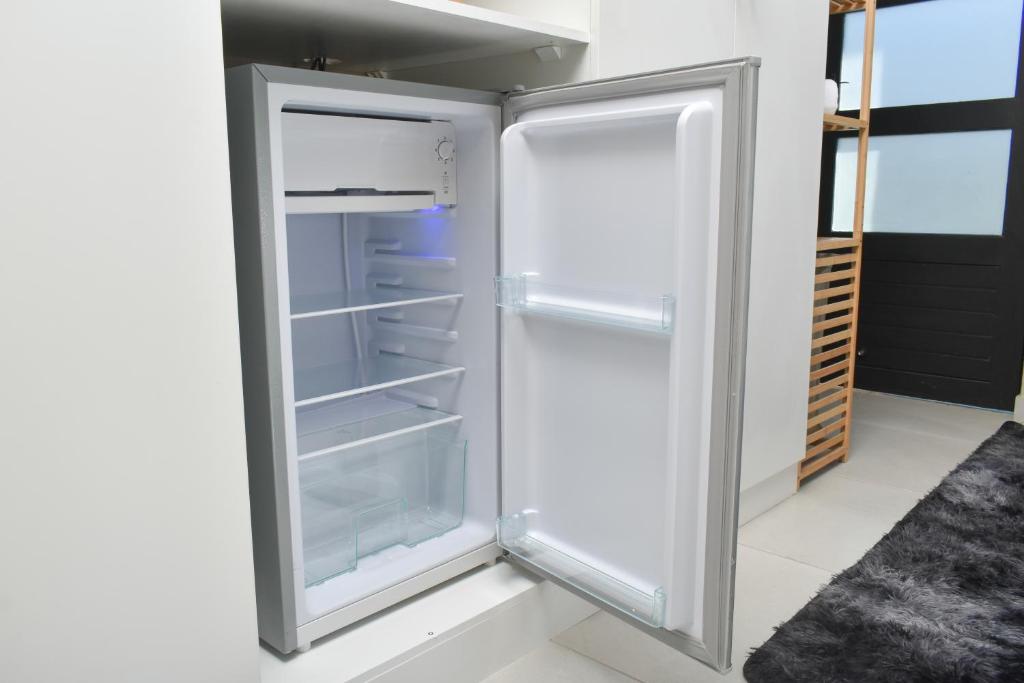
left=290, top=287, right=462, bottom=320
left=294, top=354, right=465, bottom=407
left=296, top=394, right=463, bottom=462
left=497, top=513, right=667, bottom=628
left=495, top=275, right=675, bottom=334
left=300, top=428, right=467, bottom=587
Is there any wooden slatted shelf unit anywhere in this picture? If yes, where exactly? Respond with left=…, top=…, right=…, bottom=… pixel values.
left=800, top=0, right=877, bottom=485
left=823, top=113, right=866, bottom=132
left=830, top=0, right=867, bottom=14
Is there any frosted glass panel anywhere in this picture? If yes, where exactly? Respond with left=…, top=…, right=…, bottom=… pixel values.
left=840, top=0, right=1023, bottom=110
left=832, top=131, right=1011, bottom=234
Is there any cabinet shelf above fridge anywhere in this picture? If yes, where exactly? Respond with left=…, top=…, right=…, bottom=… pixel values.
left=221, top=0, right=589, bottom=73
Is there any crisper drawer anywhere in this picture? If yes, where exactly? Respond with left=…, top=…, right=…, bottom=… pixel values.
left=298, top=423, right=466, bottom=587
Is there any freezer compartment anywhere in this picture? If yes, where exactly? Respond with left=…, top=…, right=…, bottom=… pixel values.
left=300, top=425, right=467, bottom=587
left=281, top=113, right=457, bottom=206
left=498, top=512, right=666, bottom=627
left=495, top=274, right=675, bottom=334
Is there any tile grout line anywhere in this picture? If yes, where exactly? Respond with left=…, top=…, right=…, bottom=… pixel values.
left=852, top=390, right=1010, bottom=418
left=829, top=469, right=940, bottom=497
left=826, top=469, right=932, bottom=498
left=737, top=542, right=838, bottom=576
left=550, top=642, right=646, bottom=683
left=850, top=419, right=1006, bottom=448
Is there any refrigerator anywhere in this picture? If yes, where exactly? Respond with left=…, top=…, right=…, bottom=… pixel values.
left=225, top=57, right=758, bottom=672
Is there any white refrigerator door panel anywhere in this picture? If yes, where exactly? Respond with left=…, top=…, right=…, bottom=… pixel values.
left=497, top=60, right=758, bottom=673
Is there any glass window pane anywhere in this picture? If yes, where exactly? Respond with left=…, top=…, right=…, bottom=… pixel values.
left=831, top=130, right=1012, bottom=235
left=840, top=0, right=1023, bottom=110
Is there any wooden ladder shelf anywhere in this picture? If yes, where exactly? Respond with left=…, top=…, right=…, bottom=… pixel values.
left=799, top=0, right=877, bottom=484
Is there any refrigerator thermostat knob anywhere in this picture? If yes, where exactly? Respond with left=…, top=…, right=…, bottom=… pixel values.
left=436, top=139, right=455, bottom=161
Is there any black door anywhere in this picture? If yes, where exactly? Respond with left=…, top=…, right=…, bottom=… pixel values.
left=821, top=0, right=1024, bottom=409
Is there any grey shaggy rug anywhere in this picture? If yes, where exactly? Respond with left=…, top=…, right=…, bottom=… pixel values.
left=744, top=421, right=1024, bottom=683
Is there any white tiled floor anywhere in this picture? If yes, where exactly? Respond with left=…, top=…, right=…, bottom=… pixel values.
left=482, top=390, right=1011, bottom=682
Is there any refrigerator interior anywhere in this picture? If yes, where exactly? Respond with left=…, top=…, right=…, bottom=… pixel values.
left=497, top=89, right=724, bottom=636
left=270, top=88, right=501, bottom=623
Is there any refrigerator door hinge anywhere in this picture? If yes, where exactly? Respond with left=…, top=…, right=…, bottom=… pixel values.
left=495, top=84, right=526, bottom=98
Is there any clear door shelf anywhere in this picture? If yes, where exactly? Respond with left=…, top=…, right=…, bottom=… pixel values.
left=301, top=427, right=466, bottom=587
left=498, top=513, right=667, bottom=628
left=296, top=393, right=463, bottom=462
left=495, top=275, right=675, bottom=334
left=291, top=287, right=462, bottom=319
left=294, top=354, right=464, bottom=407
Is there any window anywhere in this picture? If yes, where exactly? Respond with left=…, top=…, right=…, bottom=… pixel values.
left=840, top=0, right=1023, bottom=110
left=831, top=130, right=1012, bottom=234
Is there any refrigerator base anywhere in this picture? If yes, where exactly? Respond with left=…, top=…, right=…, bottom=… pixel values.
left=291, top=543, right=502, bottom=652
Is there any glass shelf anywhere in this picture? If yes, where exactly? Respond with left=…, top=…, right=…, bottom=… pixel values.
left=495, top=275, right=675, bottom=334
left=290, top=287, right=462, bottom=320
left=497, top=512, right=667, bottom=628
left=300, top=426, right=466, bottom=587
left=296, top=393, right=462, bottom=461
left=293, top=354, right=465, bottom=407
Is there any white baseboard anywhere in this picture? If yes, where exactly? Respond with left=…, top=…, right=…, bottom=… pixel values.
left=372, top=578, right=595, bottom=683
left=738, top=464, right=798, bottom=526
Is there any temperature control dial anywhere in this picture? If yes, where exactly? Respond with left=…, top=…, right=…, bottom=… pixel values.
left=436, top=138, right=455, bottom=162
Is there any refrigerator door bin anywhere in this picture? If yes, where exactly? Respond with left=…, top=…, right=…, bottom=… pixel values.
left=300, top=426, right=467, bottom=587
left=495, top=274, right=675, bottom=334
left=497, top=512, right=667, bottom=627
left=297, top=393, right=463, bottom=461
left=293, top=353, right=465, bottom=407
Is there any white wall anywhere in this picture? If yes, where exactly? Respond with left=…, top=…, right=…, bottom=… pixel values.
left=387, top=45, right=593, bottom=92
left=592, top=0, right=828, bottom=496
left=735, top=0, right=828, bottom=492
left=392, top=0, right=737, bottom=89
left=461, top=0, right=591, bottom=33
left=0, top=3, right=258, bottom=682
left=592, top=0, right=736, bottom=77
left=586, top=1, right=828, bottom=499
left=393, top=0, right=827, bottom=505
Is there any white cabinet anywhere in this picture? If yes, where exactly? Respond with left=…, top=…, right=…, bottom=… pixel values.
left=220, top=0, right=589, bottom=72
